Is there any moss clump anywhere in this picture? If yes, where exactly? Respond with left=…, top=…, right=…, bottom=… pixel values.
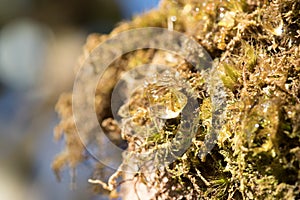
left=53, top=0, right=300, bottom=199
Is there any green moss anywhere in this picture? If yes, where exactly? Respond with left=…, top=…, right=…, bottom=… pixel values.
left=54, top=0, right=300, bottom=199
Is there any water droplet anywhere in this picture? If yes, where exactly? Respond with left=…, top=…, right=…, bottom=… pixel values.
left=144, top=80, right=187, bottom=119
left=170, top=16, right=177, bottom=22
left=285, top=83, right=290, bottom=90
left=162, top=177, right=168, bottom=183
left=183, top=4, right=192, bottom=13
left=273, top=22, right=283, bottom=36
left=218, top=11, right=235, bottom=28
left=168, top=16, right=177, bottom=31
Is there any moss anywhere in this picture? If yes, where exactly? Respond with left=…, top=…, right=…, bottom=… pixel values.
left=53, top=0, right=300, bottom=199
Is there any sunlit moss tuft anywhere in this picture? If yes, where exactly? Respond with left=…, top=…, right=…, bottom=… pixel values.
left=53, top=0, right=300, bottom=199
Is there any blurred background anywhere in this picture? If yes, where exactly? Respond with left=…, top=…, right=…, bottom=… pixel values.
left=0, top=0, right=160, bottom=199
